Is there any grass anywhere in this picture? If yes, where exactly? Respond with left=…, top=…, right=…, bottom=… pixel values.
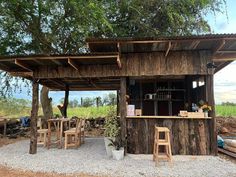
left=0, top=105, right=115, bottom=119
left=215, top=105, right=236, bottom=117
left=0, top=99, right=236, bottom=118
left=53, top=106, right=114, bottom=119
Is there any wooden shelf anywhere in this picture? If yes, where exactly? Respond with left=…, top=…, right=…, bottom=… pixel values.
left=124, top=116, right=211, bottom=119
left=144, top=99, right=184, bottom=101
left=157, top=89, right=185, bottom=92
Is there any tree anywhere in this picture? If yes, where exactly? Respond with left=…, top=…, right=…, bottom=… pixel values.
left=81, top=97, right=94, bottom=107
left=68, top=99, right=79, bottom=108
left=40, top=86, right=53, bottom=127
left=103, top=93, right=117, bottom=106
left=0, top=0, right=227, bottom=115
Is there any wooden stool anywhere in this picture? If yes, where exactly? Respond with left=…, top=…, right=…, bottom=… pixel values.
left=153, top=126, right=172, bottom=165
left=37, top=129, right=48, bottom=147
left=37, top=117, right=48, bottom=147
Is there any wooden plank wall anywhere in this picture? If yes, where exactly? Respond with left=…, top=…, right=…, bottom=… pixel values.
left=34, top=51, right=211, bottom=78
left=126, top=118, right=211, bottom=155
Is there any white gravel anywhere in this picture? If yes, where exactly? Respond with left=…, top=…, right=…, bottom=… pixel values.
left=0, top=138, right=236, bottom=177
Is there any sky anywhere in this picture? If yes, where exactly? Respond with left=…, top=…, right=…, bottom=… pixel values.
left=206, top=0, right=236, bottom=103
left=13, top=0, right=236, bottom=104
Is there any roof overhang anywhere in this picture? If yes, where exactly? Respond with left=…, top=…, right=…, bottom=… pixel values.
left=0, top=34, right=236, bottom=91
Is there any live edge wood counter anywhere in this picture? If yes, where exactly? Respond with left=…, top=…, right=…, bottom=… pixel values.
left=126, top=116, right=212, bottom=155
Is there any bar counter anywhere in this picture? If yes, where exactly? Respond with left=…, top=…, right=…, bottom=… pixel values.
left=126, top=115, right=212, bottom=155
left=126, top=115, right=211, bottom=119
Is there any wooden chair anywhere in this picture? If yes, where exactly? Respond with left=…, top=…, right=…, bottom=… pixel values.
left=64, top=118, right=82, bottom=149
left=153, top=126, right=172, bottom=165
left=37, top=117, right=48, bottom=147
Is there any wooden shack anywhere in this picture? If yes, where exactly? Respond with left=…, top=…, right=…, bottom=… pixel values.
left=0, top=34, right=236, bottom=155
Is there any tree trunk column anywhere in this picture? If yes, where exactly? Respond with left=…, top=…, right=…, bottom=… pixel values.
left=63, top=86, right=69, bottom=117
left=29, top=80, right=39, bottom=154
left=120, top=77, right=127, bottom=153
left=206, top=74, right=217, bottom=155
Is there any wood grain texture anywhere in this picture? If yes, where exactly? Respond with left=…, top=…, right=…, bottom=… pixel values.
left=126, top=118, right=211, bottom=155
left=120, top=77, right=127, bottom=153
left=29, top=80, right=39, bottom=154
left=34, top=51, right=211, bottom=79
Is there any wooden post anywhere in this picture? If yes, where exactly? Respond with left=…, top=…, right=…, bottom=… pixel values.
left=116, top=90, right=119, bottom=116
left=63, top=86, right=69, bottom=117
left=206, top=74, right=217, bottom=155
left=120, top=77, right=127, bottom=153
left=3, top=119, right=7, bottom=136
left=29, top=80, right=39, bottom=154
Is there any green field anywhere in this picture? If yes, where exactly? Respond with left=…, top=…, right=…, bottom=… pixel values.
left=0, top=98, right=235, bottom=118
left=215, top=105, right=236, bottom=117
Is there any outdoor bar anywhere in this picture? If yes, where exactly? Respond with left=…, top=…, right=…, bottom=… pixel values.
left=0, top=34, right=236, bottom=155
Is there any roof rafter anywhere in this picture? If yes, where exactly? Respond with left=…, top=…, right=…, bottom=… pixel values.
left=214, top=61, right=233, bottom=73
left=68, top=58, right=79, bottom=70
left=47, top=79, right=66, bottom=88
left=15, top=59, right=32, bottom=72
left=189, top=40, right=200, bottom=49
left=165, top=42, right=171, bottom=57
left=213, top=39, right=225, bottom=55
left=213, top=53, right=236, bottom=61
left=10, top=72, right=33, bottom=77
left=117, top=43, right=122, bottom=68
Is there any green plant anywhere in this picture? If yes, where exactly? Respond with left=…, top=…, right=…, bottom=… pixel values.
left=109, top=137, right=122, bottom=150
left=104, top=106, right=119, bottom=137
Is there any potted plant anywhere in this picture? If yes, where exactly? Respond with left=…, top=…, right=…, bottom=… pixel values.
left=199, top=100, right=212, bottom=117
left=201, top=104, right=212, bottom=117
left=109, top=137, right=124, bottom=160
left=104, top=107, right=119, bottom=157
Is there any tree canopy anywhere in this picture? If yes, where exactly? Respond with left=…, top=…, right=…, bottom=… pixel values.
left=0, top=0, right=227, bottom=96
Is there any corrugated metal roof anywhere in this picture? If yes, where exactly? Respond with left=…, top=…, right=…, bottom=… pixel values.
left=86, top=33, right=236, bottom=43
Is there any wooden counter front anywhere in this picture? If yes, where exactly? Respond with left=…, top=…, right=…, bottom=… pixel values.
left=126, top=116, right=212, bottom=155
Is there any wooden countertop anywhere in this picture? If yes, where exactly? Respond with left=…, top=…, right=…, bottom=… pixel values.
left=124, top=115, right=212, bottom=119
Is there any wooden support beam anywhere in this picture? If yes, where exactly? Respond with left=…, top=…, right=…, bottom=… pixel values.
left=10, top=72, right=33, bottom=77
left=32, top=59, right=44, bottom=65
left=15, top=59, right=32, bottom=72
left=213, top=40, right=225, bottom=55
left=165, top=42, right=171, bottom=57
left=0, top=63, right=11, bottom=72
left=213, top=54, right=236, bottom=61
left=117, top=55, right=122, bottom=68
left=120, top=77, right=127, bottom=154
left=63, top=86, right=69, bottom=117
left=117, top=43, right=122, bottom=68
left=29, top=80, right=39, bottom=154
left=205, top=73, right=217, bottom=155
left=214, top=61, right=233, bottom=73
left=3, top=119, right=7, bottom=136
left=51, top=59, right=64, bottom=66
left=68, top=58, right=79, bottom=70
left=47, top=79, right=66, bottom=88
left=216, top=50, right=236, bottom=54
left=189, top=40, right=200, bottom=49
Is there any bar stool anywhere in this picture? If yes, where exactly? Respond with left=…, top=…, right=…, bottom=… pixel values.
left=37, top=117, right=48, bottom=147
left=153, top=126, right=172, bottom=165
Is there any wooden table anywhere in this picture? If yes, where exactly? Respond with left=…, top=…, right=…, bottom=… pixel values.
left=47, top=118, right=70, bottom=149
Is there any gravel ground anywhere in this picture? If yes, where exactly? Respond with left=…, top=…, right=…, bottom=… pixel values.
left=0, top=138, right=236, bottom=177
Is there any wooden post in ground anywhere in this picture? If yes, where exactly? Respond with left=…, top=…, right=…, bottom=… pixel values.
left=120, top=77, right=127, bottom=153
left=116, top=90, right=120, bottom=116
left=205, top=74, right=217, bottom=155
left=29, top=80, right=39, bottom=154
